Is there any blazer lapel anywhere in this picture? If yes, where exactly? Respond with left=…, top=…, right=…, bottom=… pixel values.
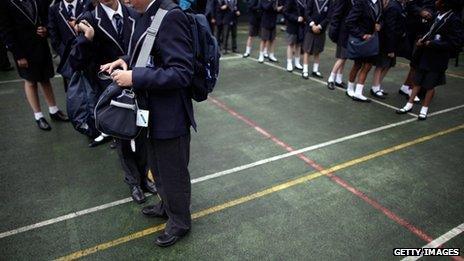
left=59, top=1, right=77, bottom=36
left=75, top=0, right=85, bottom=19
left=10, top=0, right=37, bottom=25
left=122, top=7, right=136, bottom=55
left=95, top=4, right=124, bottom=53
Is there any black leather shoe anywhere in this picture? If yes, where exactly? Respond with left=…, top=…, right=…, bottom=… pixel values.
left=311, top=71, right=323, bottom=78
left=142, top=204, right=168, bottom=218
left=88, top=136, right=111, bottom=148
left=398, top=89, right=410, bottom=97
left=109, top=139, right=117, bottom=149
left=131, top=185, right=146, bottom=204
left=154, top=232, right=182, bottom=247
left=327, top=81, right=335, bottom=90
left=335, top=82, right=346, bottom=89
left=49, top=110, right=69, bottom=122
left=142, top=179, right=157, bottom=194
left=418, top=113, right=427, bottom=120
left=36, top=118, right=51, bottom=131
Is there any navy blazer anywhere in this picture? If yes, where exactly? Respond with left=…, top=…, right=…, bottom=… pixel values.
left=127, top=1, right=196, bottom=140
left=0, top=0, right=49, bottom=60
left=284, top=0, right=305, bottom=34
left=380, top=0, right=407, bottom=54
left=405, top=0, right=435, bottom=38
left=261, top=0, right=279, bottom=29
left=223, top=0, right=240, bottom=25
left=48, top=0, right=92, bottom=57
left=345, top=0, right=382, bottom=39
left=328, top=0, right=353, bottom=46
left=304, top=0, right=332, bottom=32
left=413, top=11, right=464, bottom=72
left=69, top=3, right=137, bottom=90
left=247, top=0, right=262, bottom=26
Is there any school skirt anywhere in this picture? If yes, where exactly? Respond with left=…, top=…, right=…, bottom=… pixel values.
left=374, top=52, right=396, bottom=69
left=335, top=45, right=348, bottom=59
left=414, top=69, right=446, bottom=89
left=286, top=33, right=298, bottom=45
left=249, top=23, right=260, bottom=37
left=303, top=31, right=325, bottom=55
left=261, top=27, right=276, bottom=41
left=16, top=38, right=54, bottom=82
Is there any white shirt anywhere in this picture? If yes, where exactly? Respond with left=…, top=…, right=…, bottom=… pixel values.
left=63, top=0, right=78, bottom=17
left=371, top=0, right=378, bottom=4
left=100, top=2, right=124, bottom=32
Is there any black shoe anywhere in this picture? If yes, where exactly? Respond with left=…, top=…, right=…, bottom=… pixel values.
left=232, top=49, right=238, bottom=53
left=398, top=89, right=410, bottom=97
left=396, top=107, right=412, bottom=114
left=154, top=232, right=183, bottom=247
left=109, top=139, right=117, bottom=149
left=88, top=136, right=111, bottom=148
left=335, top=82, right=346, bottom=89
left=302, top=72, right=309, bottom=79
left=311, top=71, right=323, bottom=79
left=242, top=53, right=250, bottom=58
left=418, top=113, right=427, bottom=120
left=49, top=110, right=69, bottom=122
left=142, top=204, right=168, bottom=218
left=352, top=96, right=371, bottom=103
left=327, top=81, right=335, bottom=90
left=131, top=185, right=146, bottom=204
left=370, top=89, right=387, bottom=99
left=36, top=118, right=51, bottom=131
left=142, top=179, right=157, bottom=194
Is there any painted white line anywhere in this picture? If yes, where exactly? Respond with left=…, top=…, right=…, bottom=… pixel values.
left=1, top=104, right=463, bottom=240
left=401, top=223, right=464, bottom=261
left=245, top=56, right=419, bottom=117
left=0, top=75, right=62, bottom=85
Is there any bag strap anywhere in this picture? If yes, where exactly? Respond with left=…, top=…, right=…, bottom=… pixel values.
left=135, top=8, right=169, bottom=67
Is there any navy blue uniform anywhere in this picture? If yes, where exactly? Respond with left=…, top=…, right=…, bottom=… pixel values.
left=329, top=0, right=354, bottom=48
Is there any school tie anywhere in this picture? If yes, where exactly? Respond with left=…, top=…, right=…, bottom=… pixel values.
left=113, top=13, right=123, bottom=42
left=67, top=4, right=74, bottom=18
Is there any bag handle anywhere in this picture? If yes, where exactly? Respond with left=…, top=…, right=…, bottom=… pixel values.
left=135, top=8, right=169, bottom=68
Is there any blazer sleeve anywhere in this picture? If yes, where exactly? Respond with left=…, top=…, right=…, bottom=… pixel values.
left=48, top=6, right=65, bottom=56
left=320, top=0, right=332, bottom=29
left=345, top=0, right=364, bottom=38
left=305, top=0, right=314, bottom=24
left=284, top=0, right=299, bottom=22
left=132, top=9, right=194, bottom=91
left=329, top=0, right=346, bottom=40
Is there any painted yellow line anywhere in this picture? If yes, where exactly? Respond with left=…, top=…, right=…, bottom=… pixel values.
left=56, top=124, right=464, bottom=261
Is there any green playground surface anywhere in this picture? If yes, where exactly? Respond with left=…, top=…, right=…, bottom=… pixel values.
left=0, top=24, right=463, bottom=260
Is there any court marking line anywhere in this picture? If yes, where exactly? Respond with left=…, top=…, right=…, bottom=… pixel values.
left=244, top=56, right=419, bottom=117
left=0, top=56, right=242, bottom=85
left=209, top=96, right=434, bottom=243
left=1, top=102, right=463, bottom=240
left=55, top=123, right=464, bottom=260
left=401, top=223, right=464, bottom=261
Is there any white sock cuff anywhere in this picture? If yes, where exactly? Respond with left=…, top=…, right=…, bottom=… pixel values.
left=420, top=106, right=428, bottom=115
left=49, top=106, right=59, bottom=114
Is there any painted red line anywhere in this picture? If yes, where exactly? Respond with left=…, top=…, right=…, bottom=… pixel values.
left=209, top=96, right=435, bottom=244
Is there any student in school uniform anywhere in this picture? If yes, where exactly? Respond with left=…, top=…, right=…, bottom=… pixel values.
left=243, top=0, right=262, bottom=57
left=205, top=0, right=217, bottom=34
left=48, top=0, right=92, bottom=90
left=0, top=0, right=69, bottom=131
left=397, top=0, right=464, bottom=120
left=0, top=39, right=13, bottom=71
left=102, top=0, right=196, bottom=246
left=301, top=0, right=331, bottom=79
left=398, top=0, right=435, bottom=102
left=327, top=0, right=353, bottom=90
left=258, top=0, right=283, bottom=62
left=345, top=0, right=382, bottom=102
left=283, top=0, right=305, bottom=71
left=71, top=0, right=157, bottom=203
left=216, top=0, right=226, bottom=49
left=370, top=0, right=407, bottom=99
left=221, top=0, right=240, bottom=54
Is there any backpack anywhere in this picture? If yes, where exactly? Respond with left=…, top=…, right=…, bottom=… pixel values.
left=155, top=0, right=221, bottom=102
left=66, top=71, right=99, bottom=138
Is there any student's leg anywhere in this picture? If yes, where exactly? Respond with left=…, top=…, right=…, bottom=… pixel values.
left=216, top=24, right=223, bottom=49
left=231, top=23, right=237, bottom=52
left=302, top=52, right=310, bottom=78
left=346, top=60, right=362, bottom=97
left=353, top=62, right=372, bottom=101
left=286, top=43, right=294, bottom=71
left=311, top=53, right=322, bottom=78
left=244, top=36, right=253, bottom=56
left=329, top=59, right=343, bottom=83
left=397, top=84, right=420, bottom=114
left=258, top=40, right=265, bottom=62
left=401, top=67, right=420, bottom=102
left=418, top=88, right=434, bottom=119
left=40, top=80, right=69, bottom=121
left=294, top=44, right=302, bottom=69
left=24, top=80, right=42, bottom=114
left=268, top=38, right=278, bottom=62
left=224, top=24, right=231, bottom=53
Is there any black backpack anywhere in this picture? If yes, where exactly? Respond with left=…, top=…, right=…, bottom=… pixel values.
left=160, top=1, right=221, bottom=102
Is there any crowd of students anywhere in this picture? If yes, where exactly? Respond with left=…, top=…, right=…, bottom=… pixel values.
left=206, top=0, right=463, bottom=120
